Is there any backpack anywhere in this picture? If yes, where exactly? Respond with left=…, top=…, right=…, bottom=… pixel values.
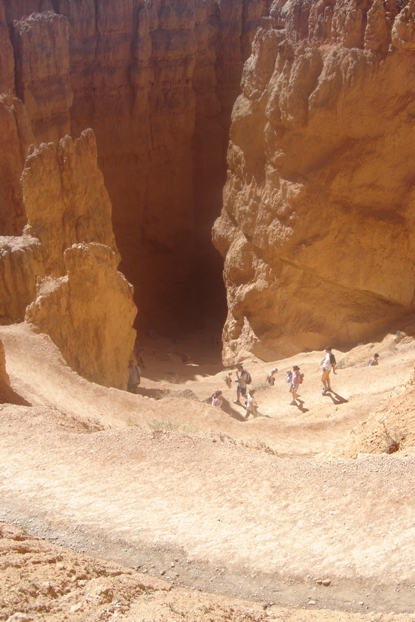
left=244, top=369, right=252, bottom=385
left=329, top=353, right=336, bottom=365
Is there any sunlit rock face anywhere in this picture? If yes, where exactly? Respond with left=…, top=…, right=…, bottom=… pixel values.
left=25, top=242, right=137, bottom=389
left=0, top=0, right=268, bottom=332
left=213, top=0, right=415, bottom=363
left=0, top=127, right=136, bottom=388
left=0, top=0, right=270, bottom=383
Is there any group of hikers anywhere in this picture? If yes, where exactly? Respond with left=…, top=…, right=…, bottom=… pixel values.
left=210, top=346, right=380, bottom=416
left=127, top=343, right=380, bottom=417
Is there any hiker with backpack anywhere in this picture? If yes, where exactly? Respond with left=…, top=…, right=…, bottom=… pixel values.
left=321, top=346, right=336, bottom=395
left=266, top=368, right=278, bottom=386
left=233, top=363, right=251, bottom=405
left=289, top=365, right=303, bottom=405
left=127, top=359, right=142, bottom=393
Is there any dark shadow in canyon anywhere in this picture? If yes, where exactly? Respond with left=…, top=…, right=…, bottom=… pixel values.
left=0, top=381, right=31, bottom=406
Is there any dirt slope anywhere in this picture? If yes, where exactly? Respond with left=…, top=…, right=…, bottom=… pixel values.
left=1, top=322, right=415, bottom=621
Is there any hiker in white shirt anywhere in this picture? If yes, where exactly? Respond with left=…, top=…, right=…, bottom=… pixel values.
left=321, top=346, right=336, bottom=395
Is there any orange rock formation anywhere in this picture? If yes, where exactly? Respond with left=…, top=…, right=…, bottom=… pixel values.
left=213, top=0, right=415, bottom=363
left=0, top=123, right=136, bottom=388
left=1, top=0, right=415, bottom=372
left=0, top=0, right=268, bottom=334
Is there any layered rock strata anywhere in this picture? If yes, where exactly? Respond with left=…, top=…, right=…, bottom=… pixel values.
left=26, top=243, right=136, bottom=388
left=0, top=0, right=268, bottom=384
left=213, top=0, right=415, bottom=363
left=0, top=128, right=136, bottom=388
left=0, top=0, right=268, bottom=332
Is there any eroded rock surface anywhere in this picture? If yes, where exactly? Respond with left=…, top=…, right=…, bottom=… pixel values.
left=213, top=0, right=415, bottom=363
left=0, top=0, right=269, bottom=332
left=26, top=243, right=136, bottom=389
left=0, top=128, right=136, bottom=388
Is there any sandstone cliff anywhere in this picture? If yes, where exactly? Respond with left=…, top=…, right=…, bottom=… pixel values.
left=3, top=0, right=415, bottom=369
left=213, top=0, right=415, bottom=363
left=25, top=243, right=137, bottom=388
left=0, top=0, right=268, bottom=332
left=0, top=127, right=137, bottom=389
left=0, top=0, right=268, bottom=386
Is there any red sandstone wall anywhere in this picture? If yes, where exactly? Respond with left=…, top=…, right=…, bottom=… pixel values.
left=0, top=0, right=267, bottom=333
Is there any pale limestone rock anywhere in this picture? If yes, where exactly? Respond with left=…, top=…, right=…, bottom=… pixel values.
left=20, top=131, right=136, bottom=388
left=26, top=243, right=137, bottom=390
left=0, top=122, right=136, bottom=388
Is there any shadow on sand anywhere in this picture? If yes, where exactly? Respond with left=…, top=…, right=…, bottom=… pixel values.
left=294, top=399, right=309, bottom=413
left=326, top=391, right=349, bottom=404
left=218, top=397, right=247, bottom=422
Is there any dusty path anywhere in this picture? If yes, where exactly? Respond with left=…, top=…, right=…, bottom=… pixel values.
left=1, top=323, right=415, bottom=618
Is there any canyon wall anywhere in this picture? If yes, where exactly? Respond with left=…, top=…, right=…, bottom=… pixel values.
left=213, top=0, right=415, bottom=363
left=2, top=0, right=414, bottom=370
left=0, top=0, right=267, bottom=384
left=0, top=127, right=137, bottom=388
left=0, top=0, right=268, bottom=334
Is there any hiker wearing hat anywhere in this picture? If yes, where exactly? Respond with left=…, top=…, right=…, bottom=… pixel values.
left=289, top=365, right=302, bottom=405
left=321, top=346, right=336, bottom=395
left=233, top=364, right=250, bottom=404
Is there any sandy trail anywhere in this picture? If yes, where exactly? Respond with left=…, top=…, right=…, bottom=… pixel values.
left=1, top=323, right=415, bottom=615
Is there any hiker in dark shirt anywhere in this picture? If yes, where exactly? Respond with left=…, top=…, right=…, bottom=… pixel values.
left=233, top=364, right=250, bottom=404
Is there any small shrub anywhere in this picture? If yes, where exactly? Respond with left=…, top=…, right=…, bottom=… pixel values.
left=148, top=419, right=179, bottom=433
left=252, top=382, right=269, bottom=391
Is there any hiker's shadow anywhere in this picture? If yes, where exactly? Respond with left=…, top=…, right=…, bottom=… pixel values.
left=328, top=392, right=348, bottom=405
left=221, top=398, right=247, bottom=422
left=254, top=411, right=272, bottom=419
left=295, top=399, right=308, bottom=413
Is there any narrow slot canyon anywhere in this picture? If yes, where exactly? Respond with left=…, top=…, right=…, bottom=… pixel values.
left=2, top=0, right=415, bottom=387
left=0, top=0, right=269, bottom=339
